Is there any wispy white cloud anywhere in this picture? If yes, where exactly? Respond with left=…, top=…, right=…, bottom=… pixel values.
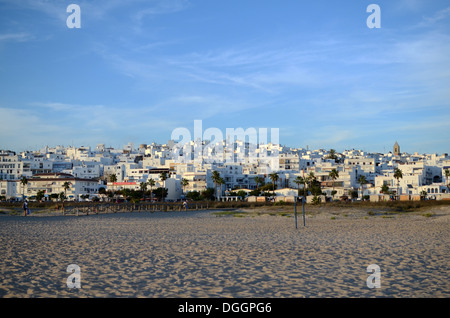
left=30, top=102, right=74, bottom=111
left=153, top=94, right=261, bottom=122
left=0, top=106, right=66, bottom=150
left=134, top=0, right=190, bottom=22
left=0, top=32, right=33, bottom=42
left=27, top=100, right=181, bottom=138
left=420, top=6, right=450, bottom=26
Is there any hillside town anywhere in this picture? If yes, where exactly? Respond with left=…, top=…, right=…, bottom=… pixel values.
left=1, top=140, right=449, bottom=203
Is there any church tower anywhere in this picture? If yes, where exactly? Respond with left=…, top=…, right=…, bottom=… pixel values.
left=393, top=141, right=400, bottom=156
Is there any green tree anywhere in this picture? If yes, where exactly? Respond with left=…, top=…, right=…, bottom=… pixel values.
left=293, top=176, right=305, bottom=197
left=186, top=190, right=200, bottom=201
left=312, top=195, right=321, bottom=205
left=445, top=169, right=450, bottom=192
left=380, top=183, right=390, bottom=194
left=269, top=172, right=279, bottom=197
left=254, top=176, right=264, bottom=190
left=159, top=172, right=168, bottom=201
left=306, top=172, right=318, bottom=195
left=63, top=182, right=71, bottom=201
left=140, top=181, right=147, bottom=194
left=181, top=178, right=189, bottom=195
left=109, top=174, right=117, bottom=196
left=237, top=190, right=247, bottom=200
left=159, top=171, right=168, bottom=186
left=394, top=168, right=403, bottom=199
left=329, top=169, right=339, bottom=199
left=306, top=172, right=316, bottom=187
left=153, top=187, right=168, bottom=201
left=217, top=177, right=225, bottom=200
left=20, top=176, right=28, bottom=200
left=420, top=190, right=428, bottom=200
left=259, top=183, right=273, bottom=192
left=211, top=171, right=221, bottom=201
left=327, top=149, right=338, bottom=162
left=201, top=188, right=215, bottom=201
left=357, top=175, right=367, bottom=199
left=36, top=190, right=45, bottom=201
left=147, top=178, right=156, bottom=202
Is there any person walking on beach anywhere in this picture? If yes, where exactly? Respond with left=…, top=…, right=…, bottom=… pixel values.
left=23, top=200, right=28, bottom=217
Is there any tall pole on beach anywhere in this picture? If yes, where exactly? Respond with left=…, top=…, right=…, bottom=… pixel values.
left=295, top=196, right=306, bottom=228
left=302, top=195, right=306, bottom=227
left=302, top=169, right=306, bottom=227
left=294, top=197, right=298, bottom=229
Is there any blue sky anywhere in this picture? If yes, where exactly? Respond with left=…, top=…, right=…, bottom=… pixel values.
left=0, top=0, right=449, bottom=154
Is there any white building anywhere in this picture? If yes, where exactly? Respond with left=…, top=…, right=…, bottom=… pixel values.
left=21, top=173, right=99, bottom=201
left=108, top=176, right=182, bottom=201
left=63, top=162, right=102, bottom=179
left=0, top=180, right=19, bottom=200
left=0, top=150, right=29, bottom=180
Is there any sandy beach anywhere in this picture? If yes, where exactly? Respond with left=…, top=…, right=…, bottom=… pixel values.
left=0, top=206, right=448, bottom=298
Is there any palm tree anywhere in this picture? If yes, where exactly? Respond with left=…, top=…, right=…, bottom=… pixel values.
left=305, top=172, right=316, bottom=195
left=159, top=171, right=168, bottom=185
left=109, top=174, right=117, bottom=196
left=328, top=149, right=338, bottom=162
left=63, top=181, right=71, bottom=201
left=293, top=176, right=305, bottom=197
left=394, top=168, right=403, bottom=199
left=357, top=175, right=367, bottom=199
left=211, top=171, right=221, bottom=201
left=269, top=172, right=279, bottom=197
left=159, top=171, right=168, bottom=201
left=217, top=177, right=225, bottom=200
left=140, top=182, right=147, bottom=199
left=420, top=190, right=428, bottom=200
left=20, top=176, right=28, bottom=200
left=254, top=176, right=264, bottom=190
left=147, top=178, right=156, bottom=202
left=329, top=168, right=339, bottom=199
left=445, top=169, right=450, bottom=192
left=380, top=183, right=390, bottom=194
left=181, top=178, right=189, bottom=195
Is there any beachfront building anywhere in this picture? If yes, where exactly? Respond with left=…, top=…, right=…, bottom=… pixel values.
left=374, top=163, right=438, bottom=196
left=103, top=164, right=125, bottom=182
left=0, top=150, right=31, bottom=180
left=3, top=139, right=448, bottom=203
left=107, top=169, right=182, bottom=201
left=419, top=184, right=449, bottom=198
left=26, top=154, right=54, bottom=175
left=66, top=146, right=93, bottom=160
left=0, top=180, right=19, bottom=200
left=299, top=163, right=358, bottom=198
left=278, top=153, right=302, bottom=171
left=62, top=162, right=102, bottom=179
left=21, top=173, right=99, bottom=201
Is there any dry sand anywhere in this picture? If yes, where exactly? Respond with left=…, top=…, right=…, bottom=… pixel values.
left=0, top=206, right=448, bottom=298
